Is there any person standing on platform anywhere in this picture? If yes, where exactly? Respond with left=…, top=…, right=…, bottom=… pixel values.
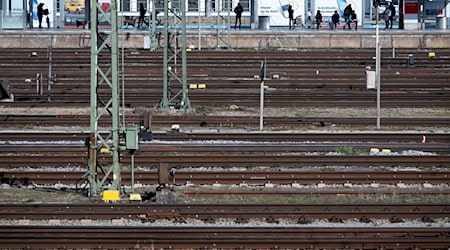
left=305, top=11, right=312, bottom=29
left=388, top=2, right=396, bottom=29
left=234, top=2, right=244, bottom=29
left=315, top=10, right=322, bottom=30
left=37, top=3, right=44, bottom=28
left=288, top=5, right=294, bottom=29
left=332, top=10, right=340, bottom=29
left=384, top=7, right=391, bottom=29
left=343, top=4, right=352, bottom=29
left=138, top=3, right=146, bottom=28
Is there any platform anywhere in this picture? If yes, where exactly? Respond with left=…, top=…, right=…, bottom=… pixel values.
left=0, top=28, right=449, bottom=49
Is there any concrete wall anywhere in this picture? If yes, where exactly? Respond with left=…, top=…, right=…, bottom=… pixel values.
left=1, top=30, right=450, bottom=49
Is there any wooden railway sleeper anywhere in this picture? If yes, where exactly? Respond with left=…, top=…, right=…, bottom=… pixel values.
left=389, top=215, right=405, bottom=223
left=420, top=216, right=435, bottom=223
left=234, top=216, right=248, bottom=224
left=265, top=216, right=280, bottom=224
left=297, top=215, right=312, bottom=224
left=359, top=215, right=373, bottom=223
left=202, top=216, right=216, bottom=224
left=328, top=216, right=344, bottom=223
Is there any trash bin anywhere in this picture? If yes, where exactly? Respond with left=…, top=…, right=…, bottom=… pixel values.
left=329, top=21, right=334, bottom=30
left=436, top=16, right=447, bottom=29
left=258, top=16, right=270, bottom=29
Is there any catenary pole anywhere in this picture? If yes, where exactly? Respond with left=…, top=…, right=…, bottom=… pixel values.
left=376, top=5, right=381, bottom=129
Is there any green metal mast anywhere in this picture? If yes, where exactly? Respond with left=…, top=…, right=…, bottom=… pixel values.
left=150, top=0, right=157, bottom=51
left=159, top=0, right=190, bottom=110
left=88, top=0, right=121, bottom=196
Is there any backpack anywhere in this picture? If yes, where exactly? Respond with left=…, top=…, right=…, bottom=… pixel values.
left=316, top=13, right=322, bottom=21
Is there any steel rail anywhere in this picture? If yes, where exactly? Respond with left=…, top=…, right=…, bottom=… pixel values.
left=1, top=114, right=449, bottom=128
left=6, top=92, right=449, bottom=107
left=0, top=131, right=449, bottom=143
left=2, top=170, right=450, bottom=186
left=0, top=203, right=448, bottom=221
left=0, top=142, right=449, bottom=169
left=0, top=225, right=448, bottom=249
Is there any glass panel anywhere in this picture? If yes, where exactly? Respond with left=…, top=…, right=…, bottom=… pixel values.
left=121, top=0, right=131, bottom=11
left=240, top=0, right=249, bottom=11
left=188, top=0, right=198, bottom=11
left=211, top=0, right=217, bottom=11
left=1, top=9, right=26, bottom=29
left=137, top=0, right=147, bottom=11
left=171, top=0, right=182, bottom=11
left=222, top=0, right=232, bottom=11
left=154, top=0, right=164, bottom=11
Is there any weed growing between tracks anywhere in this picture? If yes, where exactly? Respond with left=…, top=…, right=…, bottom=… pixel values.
left=0, top=188, right=88, bottom=203
left=335, top=146, right=366, bottom=155
left=1, top=185, right=449, bottom=204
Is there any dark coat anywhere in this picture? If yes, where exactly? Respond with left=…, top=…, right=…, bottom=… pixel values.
left=234, top=4, right=244, bottom=17
left=37, top=3, right=44, bottom=18
left=332, top=13, right=340, bottom=24
left=288, top=6, right=294, bottom=19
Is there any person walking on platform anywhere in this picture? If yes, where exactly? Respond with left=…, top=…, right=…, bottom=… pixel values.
left=37, top=2, right=44, bottom=28
left=388, top=2, right=396, bottom=29
left=350, top=10, right=358, bottom=30
left=288, top=5, right=294, bottom=29
left=234, top=2, right=244, bottom=29
left=138, top=3, right=146, bottom=28
left=315, top=10, right=322, bottom=30
left=332, top=10, right=340, bottom=29
left=343, top=4, right=352, bottom=29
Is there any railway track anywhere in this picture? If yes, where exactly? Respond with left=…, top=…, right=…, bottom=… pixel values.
left=2, top=170, right=449, bottom=186
left=0, top=203, right=448, bottom=221
left=5, top=90, right=450, bottom=107
left=1, top=47, right=448, bottom=250
left=1, top=48, right=449, bottom=108
left=0, top=131, right=449, bottom=142
left=1, top=114, right=449, bottom=129
left=1, top=143, right=448, bottom=168
left=0, top=225, right=449, bottom=249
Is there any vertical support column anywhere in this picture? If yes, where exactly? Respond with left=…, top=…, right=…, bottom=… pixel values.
left=205, top=0, right=211, bottom=16
left=161, top=0, right=169, bottom=107
left=375, top=6, right=381, bottom=129
left=181, top=0, right=189, bottom=108
left=88, top=0, right=121, bottom=197
left=59, top=0, right=64, bottom=28
left=150, top=0, right=157, bottom=51
left=159, top=0, right=190, bottom=110
left=89, top=0, right=100, bottom=196
left=227, top=0, right=231, bottom=48
left=110, top=0, right=121, bottom=191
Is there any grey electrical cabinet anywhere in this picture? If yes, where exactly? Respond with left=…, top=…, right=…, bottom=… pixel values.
left=125, top=127, right=139, bottom=150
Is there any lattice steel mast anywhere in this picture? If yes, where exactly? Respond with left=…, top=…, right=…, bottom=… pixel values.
left=88, top=0, right=121, bottom=196
left=159, top=0, right=190, bottom=110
